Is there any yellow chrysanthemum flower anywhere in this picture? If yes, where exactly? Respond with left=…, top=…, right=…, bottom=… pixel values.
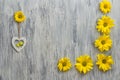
left=99, top=0, right=112, bottom=14
left=96, top=54, right=114, bottom=72
left=96, top=16, right=114, bottom=34
left=94, top=35, right=112, bottom=52
left=75, top=55, right=93, bottom=74
left=57, top=57, right=72, bottom=72
left=14, top=11, right=26, bottom=23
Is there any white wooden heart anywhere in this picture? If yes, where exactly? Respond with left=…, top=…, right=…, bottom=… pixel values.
left=12, top=37, right=26, bottom=52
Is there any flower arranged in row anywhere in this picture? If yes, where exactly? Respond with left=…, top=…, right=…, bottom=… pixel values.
left=57, top=54, right=114, bottom=74
left=94, top=0, right=114, bottom=52
left=93, top=0, right=114, bottom=74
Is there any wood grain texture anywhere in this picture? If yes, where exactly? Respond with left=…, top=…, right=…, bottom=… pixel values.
left=0, top=0, right=120, bottom=80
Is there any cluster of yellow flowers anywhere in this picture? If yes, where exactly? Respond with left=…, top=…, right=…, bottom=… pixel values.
left=57, top=0, right=114, bottom=74
left=94, top=0, right=114, bottom=72
left=57, top=54, right=113, bottom=74
left=57, top=55, right=93, bottom=74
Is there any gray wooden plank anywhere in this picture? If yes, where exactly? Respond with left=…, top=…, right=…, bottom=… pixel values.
left=0, top=0, right=120, bottom=80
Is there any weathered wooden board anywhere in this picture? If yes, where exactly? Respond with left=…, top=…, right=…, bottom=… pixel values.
left=0, top=0, right=120, bottom=80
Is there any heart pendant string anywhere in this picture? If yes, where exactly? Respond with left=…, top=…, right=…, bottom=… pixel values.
left=17, top=23, right=21, bottom=39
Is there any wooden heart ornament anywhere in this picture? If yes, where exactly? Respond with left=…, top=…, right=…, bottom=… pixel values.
left=12, top=37, right=26, bottom=52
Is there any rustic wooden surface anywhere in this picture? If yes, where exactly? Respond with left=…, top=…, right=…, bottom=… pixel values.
left=0, top=0, right=120, bottom=80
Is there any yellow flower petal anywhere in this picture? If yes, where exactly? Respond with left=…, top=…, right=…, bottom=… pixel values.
left=57, top=57, right=72, bottom=72
left=94, top=35, right=112, bottom=52
left=99, top=0, right=112, bottom=14
left=96, top=53, right=114, bottom=72
left=75, top=55, right=93, bottom=74
left=14, top=11, right=26, bottom=23
left=96, top=16, right=114, bottom=34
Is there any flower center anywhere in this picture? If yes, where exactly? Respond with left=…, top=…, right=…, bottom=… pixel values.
left=104, top=4, right=108, bottom=9
left=18, top=14, right=23, bottom=18
left=82, top=61, right=87, bottom=66
left=101, top=40, right=106, bottom=45
left=102, top=59, right=106, bottom=64
left=62, top=62, right=67, bottom=66
left=103, top=23, right=108, bottom=27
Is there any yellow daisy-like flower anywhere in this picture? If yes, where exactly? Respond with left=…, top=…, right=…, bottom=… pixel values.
left=96, top=54, right=114, bottom=72
left=96, top=16, right=114, bottom=34
left=95, top=35, right=112, bottom=52
left=99, top=0, right=112, bottom=14
left=57, top=57, right=72, bottom=72
left=14, top=11, right=26, bottom=23
left=75, top=55, right=93, bottom=74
